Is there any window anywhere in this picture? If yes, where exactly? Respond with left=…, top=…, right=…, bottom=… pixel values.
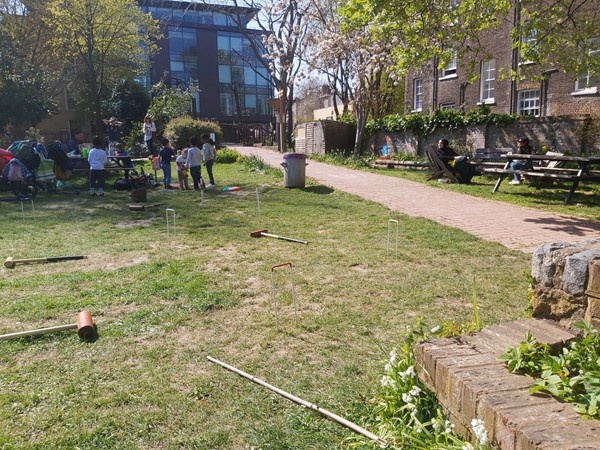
left=574, top=40, right=599, bottom=93
left=440, top=103, right=456, bottom=110
left=517, top=90, right=540, bottom=116
left=168, top=27, right=198, bottom=86
left=440, top=51, right=457, bottom=78
left=480, top=59, right=495, bottom=103
left=413, top=78, right=423, bottom=111
left=520, top=25, right=537, bottom=64
left=65, top=88, right=76, bottom=111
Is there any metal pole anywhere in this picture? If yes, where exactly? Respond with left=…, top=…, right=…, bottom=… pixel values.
left=387, top=219, right=399, bottom=258
left=166, top=208, right=176, bottom=240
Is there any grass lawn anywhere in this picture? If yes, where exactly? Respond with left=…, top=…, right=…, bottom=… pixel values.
left=0, top=158, right=531, bottom=448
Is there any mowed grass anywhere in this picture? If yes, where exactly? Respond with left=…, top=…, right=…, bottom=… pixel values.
left=0, top=159, right=530, bottom=449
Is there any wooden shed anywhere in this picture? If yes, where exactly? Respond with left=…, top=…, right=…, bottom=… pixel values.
left=295, top=120, right=355, bottom=155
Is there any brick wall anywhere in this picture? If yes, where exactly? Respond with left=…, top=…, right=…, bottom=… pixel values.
left=367, top=116, right=600, bottom=156
left=404, top=5, right=600, bottom=117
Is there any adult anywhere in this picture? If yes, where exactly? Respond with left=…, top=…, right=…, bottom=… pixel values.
left=142, top=115, right=157, bottom=155
left=68, top=130, right=84, bottom=155
left=436, top=139, right=478, bottom=184
left=102, top=117, right=122, bottom=155
left=509, top=137, right=533, bottom=185
left=158, top=138, right=175, bottom=189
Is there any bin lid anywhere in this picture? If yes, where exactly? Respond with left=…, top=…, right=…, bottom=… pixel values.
left=283, top=153, right=306, bottom=160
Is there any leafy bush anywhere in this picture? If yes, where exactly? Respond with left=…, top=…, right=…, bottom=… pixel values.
left=215, top=147, right=240, bottom=164
left=163, top=116, right=223, bottom=151
left=364, top=105, right=518, bottom=139
left=500, top=321, right=600, bottom=420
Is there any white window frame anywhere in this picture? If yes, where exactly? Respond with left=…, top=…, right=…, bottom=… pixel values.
left=517, top=89, right=540, bottom=116
left=413, top=78, right=423, bottom=111
left=520, top=26, right=537, bottom=65
left=440, top=51, right=458, bottom=79
left=479, top=59, right=495, bottom=104
left=574, top=40, right=599, bottom=94
left=440, top=103, right=456, bottom=110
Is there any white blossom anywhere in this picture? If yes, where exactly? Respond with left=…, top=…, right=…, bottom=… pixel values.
left=471, top=418, right=489, bottom=446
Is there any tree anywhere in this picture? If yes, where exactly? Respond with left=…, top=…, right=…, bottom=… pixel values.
left=516, top=0, right=600, bottom=81
left=106, top=78, right=151, bottom=139
left=44, top=0, right=160, bottom=135
left=147, top=79, right=197, bottom=138
left=214, top=0, right=312, bottom=149
left=0, top=0, right=64, bottom=135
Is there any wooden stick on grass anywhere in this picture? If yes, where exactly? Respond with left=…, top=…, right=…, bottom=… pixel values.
left=207, top=356, right=387, bottom=446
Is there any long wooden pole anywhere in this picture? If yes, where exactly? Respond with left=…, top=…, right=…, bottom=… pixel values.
left=207, top=356, right=387, bottom=446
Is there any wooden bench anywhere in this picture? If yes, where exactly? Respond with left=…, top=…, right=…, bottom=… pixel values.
left=373, top=159, right=429, bottom=170
left=472, top=148, right=512, bottom=169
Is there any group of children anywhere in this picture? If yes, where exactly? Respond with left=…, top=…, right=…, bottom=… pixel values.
left=87, top=133, right=217, bottom=196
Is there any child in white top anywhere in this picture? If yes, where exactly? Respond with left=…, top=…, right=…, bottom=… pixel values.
left=87, top=136, right=108, bottom=196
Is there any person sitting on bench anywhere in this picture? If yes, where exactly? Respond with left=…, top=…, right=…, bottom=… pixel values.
left=509, top=137, right=533, bottom=185
left=436, top=139, right=478, bottom=184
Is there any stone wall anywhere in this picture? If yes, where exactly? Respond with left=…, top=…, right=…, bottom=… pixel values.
left=531, top=238, right=600, bottom=330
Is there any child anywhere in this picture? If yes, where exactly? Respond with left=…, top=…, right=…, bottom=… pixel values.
left=88, top=136, right=108, bottom=196
left=176, top=149, right=190, bottom=190
left=201, top=133, right=217, bottom=187
left=185, top=136, right=204, bottom=191
left=159, top=138, right=175, bottom=189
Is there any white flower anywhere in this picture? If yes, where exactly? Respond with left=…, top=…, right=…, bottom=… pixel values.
left=399, top=366, right=416, bottom=382
left=471, top=418, right=489, bottom=445
left=409, top=385, right=421, bottom=397
left=401, top=393, right=411, bottom=403
left=462, top=444, right=474, bottom=450
left=380, top=375, right=396, bottom=388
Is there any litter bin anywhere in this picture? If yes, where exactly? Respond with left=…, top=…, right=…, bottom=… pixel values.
left=281, top=153, right=307, bottom=188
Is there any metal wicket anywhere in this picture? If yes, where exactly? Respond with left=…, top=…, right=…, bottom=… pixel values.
left=270, top=262, right=298, bottom=328
left=387, top=219, right=399, bottom=258
left=166, top=208, right=176, bottom=240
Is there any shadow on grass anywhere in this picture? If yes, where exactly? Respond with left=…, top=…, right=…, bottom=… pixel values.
left=303, top=185, right=334, bottom=195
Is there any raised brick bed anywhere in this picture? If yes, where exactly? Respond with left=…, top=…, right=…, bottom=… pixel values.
left=414, top=319, right=600, bottom=449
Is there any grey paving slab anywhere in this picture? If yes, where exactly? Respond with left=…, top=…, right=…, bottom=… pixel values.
left=232, top=146, right=600, bottom=253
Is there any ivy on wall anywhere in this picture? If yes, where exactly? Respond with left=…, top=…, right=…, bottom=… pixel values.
left=363, top=105, right=518, bottom=139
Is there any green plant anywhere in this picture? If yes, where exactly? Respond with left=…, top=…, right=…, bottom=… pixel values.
left=363, top=106, right=518, bottom=140
left=163, top=116, right=223, bottom=151
left=215, top=147, right=240, bottom=164
left=352, top=319, right=492, bottom=449
left=500, top=322, right=600, bottom=420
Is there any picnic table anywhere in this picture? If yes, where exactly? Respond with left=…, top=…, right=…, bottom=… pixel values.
left=484, top=153, right=600, bottom=204
left=69, top=155, right=136, bottom=178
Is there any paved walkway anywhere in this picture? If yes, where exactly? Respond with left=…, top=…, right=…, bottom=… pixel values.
left=232, top=146, right=600, bottom=253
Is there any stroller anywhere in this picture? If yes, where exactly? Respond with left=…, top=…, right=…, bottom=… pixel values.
left=0, top=157, right=38, bottom=199
left=113, top=167, right=160, bottom=191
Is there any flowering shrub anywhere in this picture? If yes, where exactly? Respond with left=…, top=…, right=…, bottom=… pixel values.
left=350, top=320, right=492, bottom=449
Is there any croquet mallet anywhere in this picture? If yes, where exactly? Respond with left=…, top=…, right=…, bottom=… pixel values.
left=250, top=229, right=308, bottom=244
left=4, top=255, right=86, bottom=269
left=0, top=310, right=95, bottom=341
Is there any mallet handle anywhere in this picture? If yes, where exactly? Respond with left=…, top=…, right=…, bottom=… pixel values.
left=0, top=323, right=77, bottom=341
left=261, top=233, right=308, bottom=245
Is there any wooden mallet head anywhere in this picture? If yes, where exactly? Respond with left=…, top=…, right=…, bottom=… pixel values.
left=4, top=257, right=15, bottom=269
left=76, top=311, right=95, bottom=340
left=251, top=229, right=268, bottom=238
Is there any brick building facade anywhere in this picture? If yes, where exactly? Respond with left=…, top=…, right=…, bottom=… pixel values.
left=405, top=5, right=599, bottom=117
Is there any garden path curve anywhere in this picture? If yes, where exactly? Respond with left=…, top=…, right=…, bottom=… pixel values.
left=232, top=146, right=600, bottom=253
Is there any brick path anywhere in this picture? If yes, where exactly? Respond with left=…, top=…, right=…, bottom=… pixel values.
left=232, top=146, right=600, bottom=253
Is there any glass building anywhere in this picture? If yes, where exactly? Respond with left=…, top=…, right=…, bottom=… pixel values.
left=138, top=0, right=273, bottom=142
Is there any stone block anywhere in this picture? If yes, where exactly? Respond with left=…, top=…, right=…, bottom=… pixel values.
left=531, top=242, right=571, bottom=287
left=563, top=250, right=600, bottom=295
